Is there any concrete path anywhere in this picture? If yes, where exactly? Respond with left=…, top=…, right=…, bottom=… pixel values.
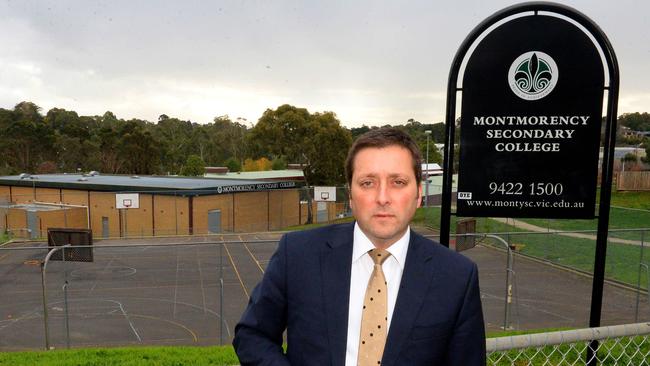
left=491, top=218, right=645, bottom=246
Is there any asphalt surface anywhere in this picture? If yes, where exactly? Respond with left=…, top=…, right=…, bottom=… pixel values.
left=0, top=230, right=648, bottom=350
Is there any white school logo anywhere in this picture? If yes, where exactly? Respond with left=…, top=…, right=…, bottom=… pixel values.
left=508, top=51, right=558, bottom=101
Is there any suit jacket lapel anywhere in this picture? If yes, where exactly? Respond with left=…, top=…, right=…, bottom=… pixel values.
left=382, top=232, right=437, bottom=366
left=321, top=224, right=354, bottom=366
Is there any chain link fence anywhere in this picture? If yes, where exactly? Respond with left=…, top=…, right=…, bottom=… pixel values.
left=2, top=228, right=650, bottom=364
left=487, top=322, right=650, bottom=365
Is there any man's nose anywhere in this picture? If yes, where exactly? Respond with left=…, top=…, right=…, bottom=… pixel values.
left=376, top=182, right=390, bottom=205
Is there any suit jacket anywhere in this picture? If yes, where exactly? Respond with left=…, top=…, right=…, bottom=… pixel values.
left=233, top=222, right=486, bottom=365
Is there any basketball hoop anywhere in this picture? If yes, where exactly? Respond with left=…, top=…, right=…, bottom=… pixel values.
left=122, top=199, right=132, bottom=208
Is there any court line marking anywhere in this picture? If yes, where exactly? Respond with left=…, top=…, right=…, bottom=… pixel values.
left=113, top=300, right=142, bottom=342
left=173, top=246, right=180, bottom=317
left=44, top=296, right=229, bottom=332
left=90, top=257, right=116, bottom=292
left=239, top=235, right=265, bottom=274
left=223, top=243, right=249, bottom=298
left=196, top=247, right=207, bottom=315
left=128, top=314, right=198, bottom=342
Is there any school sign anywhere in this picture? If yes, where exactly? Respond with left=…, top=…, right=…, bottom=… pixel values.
left=455, top=14, right=605, bottom=219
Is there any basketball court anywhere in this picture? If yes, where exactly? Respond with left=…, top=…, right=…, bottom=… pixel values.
left=0, top=230, right=648, bottom=350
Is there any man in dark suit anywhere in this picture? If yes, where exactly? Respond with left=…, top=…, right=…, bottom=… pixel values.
left=234, top=128, right=485, bottom=365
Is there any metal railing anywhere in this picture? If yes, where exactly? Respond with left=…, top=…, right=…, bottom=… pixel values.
left=487, top=322, right=650, bottom=365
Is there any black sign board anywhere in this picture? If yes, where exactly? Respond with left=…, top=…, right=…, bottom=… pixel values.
left=456, top=15, right=604, bottom=219
left=47, top=228, right=94, bottom=262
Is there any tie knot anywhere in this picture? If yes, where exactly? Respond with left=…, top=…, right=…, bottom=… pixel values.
left=369, top=249, right=390, bottom=265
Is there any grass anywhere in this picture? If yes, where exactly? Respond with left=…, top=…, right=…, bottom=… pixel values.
left=3, top=336, right=647, bottom=366
left=518, top=206, right=650, bottom=241
left=609, top=190, right=650, bottom=210
left=493, top=228, right=649, bottom=289
left=0, top=345, right=239, bottom=366
left=414, top=201, right=650, bottom=289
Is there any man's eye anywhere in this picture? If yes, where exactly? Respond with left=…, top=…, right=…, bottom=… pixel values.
left=360, top=181, right=373, bottom=187
left=394, top=180, right=407, bottom=186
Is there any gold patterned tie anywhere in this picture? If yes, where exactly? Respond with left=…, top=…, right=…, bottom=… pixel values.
left=358, top=248, right=390, bottom=366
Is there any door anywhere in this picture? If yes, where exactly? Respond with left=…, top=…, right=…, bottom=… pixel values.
left=102, top=217, right=109, bottom=238
left=26, top=210, right=38, bottom=239
left=316, top=201, right=328, bottom=223
left=208, top=209, right=221, bottom=234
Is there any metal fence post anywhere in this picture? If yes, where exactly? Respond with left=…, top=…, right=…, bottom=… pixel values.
left=635, top=230, right=646, bottom=322
left=219, top=242, right=224, bottom=346
left=459, top=233, right=514, bottom=330
left=41, top=244, right=71, bottom=350
left=63, top=245, right=71, bottom=349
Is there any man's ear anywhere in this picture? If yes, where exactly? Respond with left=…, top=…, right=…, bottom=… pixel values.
left=346, top=183, right=352, bottom=204
left=416, top=182, right=423, bottom=208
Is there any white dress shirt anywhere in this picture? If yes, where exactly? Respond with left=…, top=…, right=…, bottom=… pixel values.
left=345, top=222, right=409, bottom=366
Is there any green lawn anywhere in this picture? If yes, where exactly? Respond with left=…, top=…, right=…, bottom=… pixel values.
left=609, top=190, right=650, bottom=210
left=0, top=232, right=8, bottom=245
left=0, top=346, right=239, bottom=366
left=493, top=229, right=649, bottom=289
left=2, top=338, right=647, bottom=366
left=519, top=206, right=650, bottom=241
left=415, top=198, right=650, bottom=290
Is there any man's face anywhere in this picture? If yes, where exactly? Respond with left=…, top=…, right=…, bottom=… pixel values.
left=349, top=145, right=422, bottom=248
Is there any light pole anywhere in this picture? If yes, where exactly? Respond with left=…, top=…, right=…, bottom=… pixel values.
left=424, top=130, right=431, bottom=207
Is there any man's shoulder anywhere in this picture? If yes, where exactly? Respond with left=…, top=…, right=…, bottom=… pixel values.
left=281, top=222, right=354, bottom=250
left=411, top=231, right=477, bottom=271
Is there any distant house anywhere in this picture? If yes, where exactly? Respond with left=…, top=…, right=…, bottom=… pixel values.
left=621, top=126, right=650, bottom=139
left=422, top=163, right=443, bottom=178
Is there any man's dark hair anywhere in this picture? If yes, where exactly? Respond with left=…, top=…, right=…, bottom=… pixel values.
left=345, top=127, right=423, bottom=186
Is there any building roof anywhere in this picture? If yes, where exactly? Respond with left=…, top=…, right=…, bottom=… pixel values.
left=422, top=163, right=442, bottom=171
left=0, top=173, right=301, bottom=195
left=205, top=169, right=305, bottom=181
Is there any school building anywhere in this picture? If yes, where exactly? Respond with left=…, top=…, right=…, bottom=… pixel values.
left=0, top=173, right=306, bottom=239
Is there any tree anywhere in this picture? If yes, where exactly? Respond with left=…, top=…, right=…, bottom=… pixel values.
left=36, top=161, right=58, bottom=174
left=303, top=112, right=352, bottom=185
left=94, top=111, right=125, bottom=173
left=621, top=152, right=638, bottom=171
left=180, top=155, right=205, bottom=176
left=247, top=105, right=312, bottom=163
left=242, top=157, right=272, bottom=171
left=248, top=105, right=352, bottom=185
left=154, top=117, right=194, bottom=174
left=2, top=102, right=55, bottom=172
left=619, top=112, right=650, bottom=132
left=118, top=119, right=161, bottom=175
left=224, top=157, right=241, bottom=172
left=272, top=156, right=287, bottom=170
left=242, top=158, right=258, bottom=172
left=350, top=125, right=371, bottom=140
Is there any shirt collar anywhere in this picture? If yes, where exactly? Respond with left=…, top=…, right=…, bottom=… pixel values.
left=352, top=222, right=410, bottom=269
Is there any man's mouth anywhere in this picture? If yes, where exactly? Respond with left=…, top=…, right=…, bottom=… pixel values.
left=373, top=213, right=394, bottom=218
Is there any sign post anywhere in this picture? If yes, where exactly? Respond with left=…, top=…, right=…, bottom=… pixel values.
left=440, top=3, right=619, bottom=365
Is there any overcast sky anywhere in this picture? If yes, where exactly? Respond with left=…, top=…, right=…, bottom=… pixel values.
left=0, top=0, right=647, bottom=128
